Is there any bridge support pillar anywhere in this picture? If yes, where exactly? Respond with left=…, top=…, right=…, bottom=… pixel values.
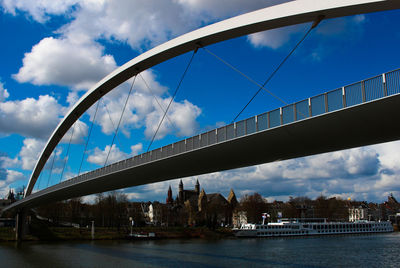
left=15, top=209, right=28, bottom=242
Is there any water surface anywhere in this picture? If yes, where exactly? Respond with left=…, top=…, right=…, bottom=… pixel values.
left=1, top=233, right=399, bottom=267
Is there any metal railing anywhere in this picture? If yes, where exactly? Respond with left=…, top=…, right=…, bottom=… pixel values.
left=29, top=69, right=400, bottom=198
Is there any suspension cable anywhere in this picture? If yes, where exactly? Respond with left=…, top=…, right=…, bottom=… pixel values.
left=59, top=122, right=76, bottom=183
left=36, top=168, right=43, bottom=191
left=78, top=100, right=100, bottom=176
left=138, top=73, right=180, bottom=133
left=104, top=75, right=137, bottom=166
left=46, top=150, right=56, bottom=188
left=202, top=46, right=288, bottom=106
left=231, top=15, right=324, bottom=123
left=146, top=49, right=197, bottom=152
left=101, top=98, right=124, bottom=147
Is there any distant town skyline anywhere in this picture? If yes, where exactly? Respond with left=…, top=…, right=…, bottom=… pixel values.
left=0, top=1, right=400, bottom=203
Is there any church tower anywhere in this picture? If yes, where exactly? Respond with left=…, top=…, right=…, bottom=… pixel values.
left=166, top=185, right=173, bottom=204
left=198, top=189, right=207, bottom=212
left=227, top=189, right=238, bottom=208
left=195, top=179, right=200, bottom=195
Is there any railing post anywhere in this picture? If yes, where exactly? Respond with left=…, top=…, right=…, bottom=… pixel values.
left=324, top=93, right=328, bottom=113
left=279, top=108, right=283, bottom=125
left=308, top=98, right=312, bottom=117
left=267, top=112, right=270, bottom=129
left=255, top=115, right=259, bottom=131
left=383, top=73, right=388, bottom=96
left=342, top=87, right=346, bottom=108
left=294, top=104, right=297, bottom=121
left=361, top=80, right=366, bottom=102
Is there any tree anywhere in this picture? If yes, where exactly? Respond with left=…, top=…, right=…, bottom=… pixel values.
left=239, top=193, right=267, bottom=224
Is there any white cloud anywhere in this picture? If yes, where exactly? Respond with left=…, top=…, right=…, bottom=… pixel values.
left=92, top=74, right=201, bottom=140
left=0, top=82, right=9, bottom=102
left=0, top=0, right=79, bottom=23
left=0, top=94, right=64, bottom=139
left=0, top=88, right=88, bottom=142
left=5, top=169, right=25, bottom=184
left=81, top=194, right=97, bottom=204
left=87, top=143, right=143, bottom=166
left=61, top=119, right=89, bottom=144
left=144, top=98, right=201, bottom=140
left=5, top=0, right=292, bottom=52
left=60, top=0, right=192, bottom=50
left=247, top=24, right=306, bottom=49
left=0, top=155, right=20, bottom=169
left=19, top=138, right=45, bottom=170
left=130, top=143, right=143, bottom=156
left=0, top=167, right=25, bottom=191
left=14, top=37, right=117, bottom=90
left=120, top=142, right=400, bottom=203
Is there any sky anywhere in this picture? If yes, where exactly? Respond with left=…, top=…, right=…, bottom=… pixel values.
left=0, top=0, right=400, bottom=204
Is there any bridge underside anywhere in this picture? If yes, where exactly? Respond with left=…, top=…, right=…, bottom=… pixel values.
left=8, top=94, right=400, bottom=211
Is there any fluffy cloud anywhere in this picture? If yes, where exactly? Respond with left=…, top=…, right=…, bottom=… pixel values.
left=61, top=119, right=89, bottom=144
left=87, top=143, right=143, bottom=166
left=0, top=82, right=9, bottom=102
left=121, top=142, right=400, bottom=203
left=247, top=24, right=306, bottom=49
left=91, top=72, right=201, bottom=140
left=18, top=138, right=45, bottom=170
left=0, top=94, right=63, bottom=139
left=14, top=37, right=117, bottom=90
left=0, top=155, right=20, bottom=169
left=0, top=87, right=88, bottom=142
left=0, top=0, right=79, bottom=23
left=5, top=0, right=292, bottom=53
left=0, top=156, right=25, bottom=193
left=143, top=98, right=201, bottom=140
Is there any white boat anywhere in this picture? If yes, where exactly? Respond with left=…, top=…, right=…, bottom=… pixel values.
left=234, top=218, right=393, bottom=237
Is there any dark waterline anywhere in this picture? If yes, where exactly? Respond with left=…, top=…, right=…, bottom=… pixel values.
left=1, top=233, right=399, bottom=267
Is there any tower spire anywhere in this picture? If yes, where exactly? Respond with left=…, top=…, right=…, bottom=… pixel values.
left=166, top=185, right=173, bottom=204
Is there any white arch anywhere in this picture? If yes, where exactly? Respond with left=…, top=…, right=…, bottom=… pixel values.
left=25, top=0, right=400, bottom=196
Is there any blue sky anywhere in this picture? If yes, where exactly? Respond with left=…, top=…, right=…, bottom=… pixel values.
left=0, top=0, right=400, bottom=203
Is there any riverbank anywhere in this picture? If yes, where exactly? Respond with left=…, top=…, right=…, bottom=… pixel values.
left=0, top=225, right=234, bottom=242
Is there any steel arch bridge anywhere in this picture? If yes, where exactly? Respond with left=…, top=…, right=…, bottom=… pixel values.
left=3, top=0, right=400, bottom=214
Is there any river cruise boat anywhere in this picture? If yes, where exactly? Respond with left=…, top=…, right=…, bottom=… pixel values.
left=234, top=218, right=393, bottom=237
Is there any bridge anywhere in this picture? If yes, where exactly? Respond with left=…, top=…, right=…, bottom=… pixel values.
left=5, top=67, right=400, bottom=211
left=2, top=0, right=400, bottom=225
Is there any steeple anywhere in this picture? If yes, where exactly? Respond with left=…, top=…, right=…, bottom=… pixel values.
left=198, top=188, right=207, bottom=212
left=227, top=188, right=238, bottom=208
left=166, top=185, right=173, bottom=204
left=195, top=179, right=200, bottom=194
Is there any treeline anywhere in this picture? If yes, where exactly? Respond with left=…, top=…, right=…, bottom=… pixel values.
left=34, top=192, right=369, bottom=228
left=36, top=191, right=130, bottom=228
left=239, top=193, right=350, bottom=224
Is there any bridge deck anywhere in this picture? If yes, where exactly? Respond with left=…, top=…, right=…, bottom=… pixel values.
left=4, top=69, right=400, bottom=211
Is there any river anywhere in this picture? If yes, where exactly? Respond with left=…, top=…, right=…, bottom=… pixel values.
left=1, top=233, right=399, bottom=267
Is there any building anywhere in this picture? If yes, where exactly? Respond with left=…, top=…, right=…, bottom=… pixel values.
left=349, top=205, right=368, bottom=222
left=167, top=180, right=238, bottom=227
left=232, top=211, right=247, bottom=227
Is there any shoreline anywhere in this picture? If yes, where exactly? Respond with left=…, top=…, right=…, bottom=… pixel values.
left=0, top=226, right=234, bottom=242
